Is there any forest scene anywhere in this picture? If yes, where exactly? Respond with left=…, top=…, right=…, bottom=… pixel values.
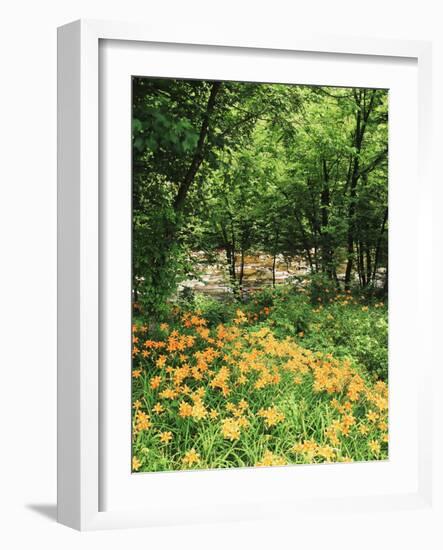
left=131, top=77, right=388, bottom=473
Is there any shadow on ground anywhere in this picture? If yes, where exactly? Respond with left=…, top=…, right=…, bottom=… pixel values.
left=26, top=503, right=57, bottom=522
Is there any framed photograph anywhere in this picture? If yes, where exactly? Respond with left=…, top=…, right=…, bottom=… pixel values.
left=57, top=19, right=436, bottom=532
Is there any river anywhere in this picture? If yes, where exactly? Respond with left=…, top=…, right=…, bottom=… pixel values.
left=178, top=252, right=310, bottom=299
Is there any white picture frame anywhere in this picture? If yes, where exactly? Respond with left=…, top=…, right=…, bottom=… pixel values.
left=57, top=19, right=437, bottom=533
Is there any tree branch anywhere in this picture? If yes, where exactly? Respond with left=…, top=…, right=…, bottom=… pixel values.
left=173, top=81, right=222, bottom=212
left=356, top=148, right=388, bottom=179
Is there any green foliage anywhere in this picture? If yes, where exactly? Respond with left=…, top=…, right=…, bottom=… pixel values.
left=265, top=286, right=388, bottom=381
left=192, top=294, right=236, bottom=326
left=305, top=272, right=339, bottom=304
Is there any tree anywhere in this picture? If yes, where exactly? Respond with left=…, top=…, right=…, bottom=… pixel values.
left=132, top=79, right=388, bottom=317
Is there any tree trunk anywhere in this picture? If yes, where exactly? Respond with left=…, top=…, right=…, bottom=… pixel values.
left=272, top=253, right=277, bottom=288
left=293, top=210, right=313, bottom=271
left=272, top=228, right=280, bottom=288
left=344, top=89, right=377, bottom=290
left=239, top=248, right=245, bottom=296
left=221, top=223, right=237, bottom=290
left=229, top=217, right=238, bottom=296
left=225, top=245, right=236, bottom=287
left=358, top=241, right=366, bottom=287
left=383, top=266, right=389, bottom=297
left=372, top=207, right=388, bottom=284
left=365, top=244, right=372, bottom=287
left=355, top=242, right=362, bottom=286
left=173, top=82, right=222, bottom=213
left=320, top=158, right=334, bottom=278
left=344, top=151, right=360, bottom=288
left=141, top=82, right=223, bottom=316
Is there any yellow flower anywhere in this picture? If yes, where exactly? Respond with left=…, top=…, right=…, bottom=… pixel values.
left=134, top=411, right=151, bottom=432
left=150, top=375, right=162, bottom=389
left=221, top=418, right=241, bottom=441
left=192, top=387, right=206, bottom=401
left=191, top=401, right=208, bottom=420
left=153, top=402, right=164, bottom=414
left=190, top=315, right=205, bottom=327
left=292, top=439, right=318, bottom=460
left=178, top=401, right=193, bottom=418
left=159, top=388, right=177, bottom=400
left=340, top=413, right=356, bottom=434
left=375, top=380, right=388, bottom=394
left=196, top=327, right=210, bottom=340
left=237, top=416, right=250, bottom=428
left=366, top=410, right=378, bottom=423
left=209, top=409, right=219, bottom=419
left=331, top=398, right=341, bottom=411
left=133, top=400, right=142, bottom=409
left=132, top=369, right=142, bottom=379
left=325, top=420, right=342, bottom=445
left=132, top=456, right=142, bottom=471
left=233, top=309, right=247, bottom=325
left=257, top=405, right=285, bottom=427
left=368, top=440, right=381, bottom=455
left=255, top=450, right=286, bottom=467
left=159, top=323, right=169, bottom=332
left=317, top=445, right=335, bottom=462
left=378, top=420, right=388, bottom=432
left=182, top=448, right=200, bottom=467
left=226, top=402, right=236, bottom=413
left=238, top=399, right=248, bottom=411
left=159, top=431, right=173, bottom=444
left=358, top=424, right=369, bottom=435
left=210, top=365, right=230, bottom=396
left=338, top=455, right=353, bottom=463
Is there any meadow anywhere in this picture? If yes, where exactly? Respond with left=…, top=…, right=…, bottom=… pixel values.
left=131, top=283, right=388, bottom=472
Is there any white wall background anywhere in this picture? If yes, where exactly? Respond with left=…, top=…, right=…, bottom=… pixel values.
left=0, top=1, right=441, bottom=548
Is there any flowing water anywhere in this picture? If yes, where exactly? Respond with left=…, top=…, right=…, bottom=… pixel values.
left=179, top=252, right=310, bottom=299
